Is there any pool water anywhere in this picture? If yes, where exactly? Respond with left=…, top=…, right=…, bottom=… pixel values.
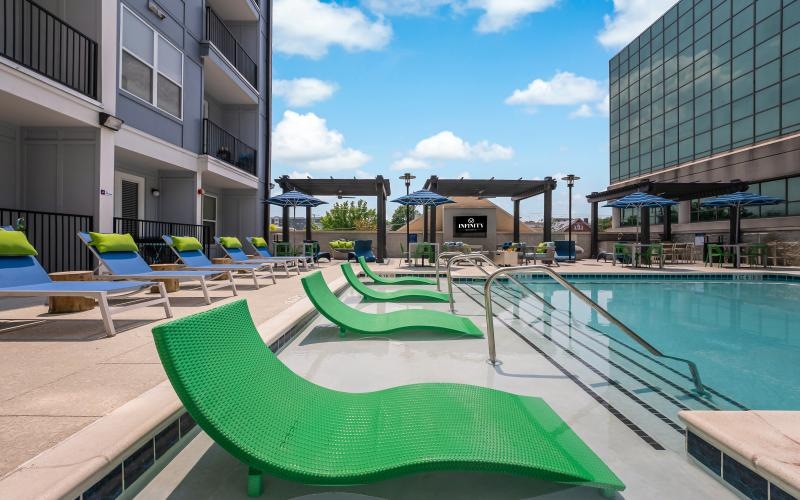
left=514, top=279, right=800, bottom=411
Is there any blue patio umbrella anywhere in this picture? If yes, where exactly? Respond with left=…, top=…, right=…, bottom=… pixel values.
left=605, top=192, right=678, bottom=241
left=392, top=189, right=454, bottom=245
left=265, top=190, right=327, bottom=246
left=701, top=191, right=783, bottom=244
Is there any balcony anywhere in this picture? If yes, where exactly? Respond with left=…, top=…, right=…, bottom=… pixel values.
left=203, top=6, right=257, bottom=91
left=202, top=118, right=257, bottom=177
left=206, top=0, right=259, bottom=22
left=0, top=0, right=98, bottom=99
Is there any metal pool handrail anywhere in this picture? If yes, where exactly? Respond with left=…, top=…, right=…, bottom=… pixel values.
left=445, top=254, right=555, bottom=313
left=436, top=251, right=468, bottom=291
left=481, top=265, right=707, bottom=395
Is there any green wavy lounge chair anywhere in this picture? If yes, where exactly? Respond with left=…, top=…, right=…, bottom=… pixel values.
left=302, top=271, right=482, bottom=337
left=152, top=301, right=625, bottom=497
left=342, top=264, right=448, bottom=303
left=358, top=256, right=435, bottom=286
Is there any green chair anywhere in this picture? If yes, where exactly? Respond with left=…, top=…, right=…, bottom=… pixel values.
left=274, top=242, right=293, bottom=257
left=341, top=264, right=448, bottom=302
left=744, top=243, right=768, bottom=267
left=152, top=300, right=625, bottom=497
left=613, top=243, right=632, bottom=265
left=706, top=244, right=732, bottom=267
left=412, top=242, right=436, bottom=266
left=359, top=256, right=436, bottom=286
left=640, top=244, right=662, bottom=268
left=302, top=271, right=482, bottom=337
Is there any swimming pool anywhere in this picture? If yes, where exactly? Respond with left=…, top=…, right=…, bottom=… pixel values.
left=473, top=276, right=800, bottom=413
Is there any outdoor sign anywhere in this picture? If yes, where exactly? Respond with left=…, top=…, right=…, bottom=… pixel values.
left=453, top=216, right=487, bottom=237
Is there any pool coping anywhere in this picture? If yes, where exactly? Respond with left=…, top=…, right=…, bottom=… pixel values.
left=0, top=277, right=348, bottom=500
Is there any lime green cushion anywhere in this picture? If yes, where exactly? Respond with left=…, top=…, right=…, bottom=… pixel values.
left=89, top=232, right=139, bottom=253
left=171, top=236, right=203, bottom=252
left=219, top=237, right=243, bottom=249
left=251, top=237, right=268, bottom=248
left=0, top=230, right=38, bottom=256
left=536, top=243, right=548, bottom=253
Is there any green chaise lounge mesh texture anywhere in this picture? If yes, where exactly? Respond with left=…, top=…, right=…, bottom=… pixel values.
left=342, top=264, right=449, bottom=302
left=359, top=256, right=436, bottom=286
left=302, top=271, right=482, bottom=337
left=152, top=301, right=625, bottom=497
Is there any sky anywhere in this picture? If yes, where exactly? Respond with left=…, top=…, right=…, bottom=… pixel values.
left=270, top=0, right=677, bottom=220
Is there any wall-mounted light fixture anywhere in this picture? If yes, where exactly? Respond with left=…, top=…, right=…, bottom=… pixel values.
left=148, top=1, right=166, bottom=20
left=151, top=188, right=161, bottom=198
left=99, top=112, right=124, bottom=131
left=197, top=188, right=205, bottom=196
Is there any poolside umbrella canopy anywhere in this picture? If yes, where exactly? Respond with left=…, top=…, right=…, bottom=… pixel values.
left=264, top=190, right=327, bottom=247
left=392, top=189, right=454, bottom=262
left=605, top=193, right=678, bottom=242
left=701, top=192, right=783, bottom=244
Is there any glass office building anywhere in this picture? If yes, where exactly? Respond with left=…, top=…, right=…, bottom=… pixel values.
left=609, top=0, right=800, bottom=183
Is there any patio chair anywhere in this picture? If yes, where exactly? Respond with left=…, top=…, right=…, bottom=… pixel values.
left=412, top=242, right=435, bottom=266
left=151, top=300, right=625, bottom=497
left=358, top=256, right=436, bottom=286
left=613, top=243, right=632, bottom=265
left=303, top=240, right=331, bottom=262
left=744, top=243, right=768, bottom=267
left=341, top=264, right=448, bottom=302
left=244, top=237, right=305, bottom=273
left=163, top=236, right=276, bottom=288
left=78, top=232, right=237, bottom=305
left=640, top=243, right=663, bottom=268
left=220, top=237, right=301, bottom=276
left=0, top=232, right=172, bottom=337
left=347, top=240, right=376, bottom=263
left=302, top=271, right=482, bottom=337
left=554, top=241, right=576, bottom=262
left=524, top=243, right=559, bottom=267
left=706, top=244, right=732, bottom=267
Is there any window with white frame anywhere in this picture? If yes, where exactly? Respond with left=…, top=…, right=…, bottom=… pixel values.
left=121, top=7, right=183, bottom=119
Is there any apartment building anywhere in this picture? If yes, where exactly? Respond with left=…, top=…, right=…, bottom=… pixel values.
left=0, top=0, right=270, bottom=270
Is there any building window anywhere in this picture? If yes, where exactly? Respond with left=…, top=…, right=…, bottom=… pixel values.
left=620, top=206, right=677, bottom=226
left=120, top=7, right=183, bottom=120
left=691, top=199, right=729, bottom=222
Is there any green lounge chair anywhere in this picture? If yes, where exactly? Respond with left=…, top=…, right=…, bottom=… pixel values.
left=152, top=301, right=626, bottom=497
left=358, top=256, right=435, bottom=286
left=341, top=264, right=448, bottom=302
left=302, top=271, right=482, bottom=337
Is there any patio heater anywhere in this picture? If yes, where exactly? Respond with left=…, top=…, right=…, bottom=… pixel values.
left=399, top=172, right=416, bottom=263
left=561, top=174, right=580, bottom=262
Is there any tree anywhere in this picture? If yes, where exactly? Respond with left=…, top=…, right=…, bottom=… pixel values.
left=598, top=217, right=612, bottom=231
left=389, top=205, right=421, bottom=231
left=319, top=200, right=378, bottom=230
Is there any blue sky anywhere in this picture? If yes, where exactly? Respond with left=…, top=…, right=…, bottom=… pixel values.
left=270, top=0, right=676, bottom=219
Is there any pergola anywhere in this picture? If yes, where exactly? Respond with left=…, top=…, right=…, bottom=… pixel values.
left=423, top=176, right=558, bottom=242
left=585, top=180, right=749, bottom=257
left=275, top=176, right=392, bottom=262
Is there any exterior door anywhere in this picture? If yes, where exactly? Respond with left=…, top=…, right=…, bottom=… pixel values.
left=114, top=173, right=145, bottom=220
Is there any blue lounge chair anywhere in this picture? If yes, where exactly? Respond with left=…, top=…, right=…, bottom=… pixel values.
left=0, top=253, right=172, bottom=337
left=163, top=236, right=276, bottom=288
left=244, top=237, right=306, bottom=273
left=78, top=232, right=237, bottom=305
left=347, top=239, right=376, bottom=263
left=221, top=237, right=301, bottom=276
left=554, top=240, right=576, bottom=262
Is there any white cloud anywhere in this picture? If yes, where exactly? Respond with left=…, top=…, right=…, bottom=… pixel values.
left=288, top=171, right=313, bottom=179
left=569, top=104, right=595, bottom=119
left=467, top=0, right=558, bottom=33
left=412, top=131, right=514, bottom=162
left=597, top=0, right=675, bottom=50
left=506, top=71, right=605, bottom=107
left=597, top=94, right=610, bottom=116
left=391, top=157, right=430, bottom=171
left=362, top=0, right=557, bottom=33
left=273, top=0, right=392, bottom=59
left=272, top=111, right=371, bottom=171
left=273, top=78, right=338, bottom=107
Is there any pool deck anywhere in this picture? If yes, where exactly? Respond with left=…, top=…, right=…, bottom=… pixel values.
left=0, top=256, right=797, bottom=492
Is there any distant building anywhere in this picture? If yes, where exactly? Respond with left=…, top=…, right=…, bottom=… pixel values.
left=270, top=216, right=321, bottom=231
left=552, top=218, right=591, bottom=233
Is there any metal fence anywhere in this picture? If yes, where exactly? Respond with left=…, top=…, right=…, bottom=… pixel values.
left=203, top=118, right=257, bottom=176
left=1, top=208, right=93, bottom=273
left=205, top=6, right=257, bottom=88
left=0, top=0, right=98, bottom=99
left=113, top=217, right=212, bottom=265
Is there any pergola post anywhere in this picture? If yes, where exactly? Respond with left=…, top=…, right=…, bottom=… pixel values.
left=640, top=207, right=651, bottom=243
left=729, top=208, right=739, bottom=245
left=590, top=201, right=599, bottom=258
left=376, top=176, right=387, bottom=263
left=305, top=206, right=312, bottom=241
left=429, top=176, right=438, bottom=244
left=663, top=206, right=673, bottom=241
left=280, top=183, right=290, bottom=243
left=423, top=206, right=429, bottom=242
left=513, top=200, right=520, bottom=242
left=264, top=201, right=271, bottom=241
left=543, top=177, right=553, bottom=242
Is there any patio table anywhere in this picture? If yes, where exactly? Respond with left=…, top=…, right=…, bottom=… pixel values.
left=711, top=244, right=767, bottom=269
left=613, top=243, right=664, bottom=268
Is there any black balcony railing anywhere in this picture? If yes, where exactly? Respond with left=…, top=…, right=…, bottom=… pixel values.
left=113, top=218, right=212, bottom=265
left=1, top=208, right=94, bottom=273
left=0, top=0, right=98, bottom=99
left=203, top=118, right=257, bottom=176
left=205, top=6, right=257, bottom=89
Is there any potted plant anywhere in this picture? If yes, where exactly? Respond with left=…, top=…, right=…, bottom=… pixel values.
left=329, top=240, right=355, bottom=260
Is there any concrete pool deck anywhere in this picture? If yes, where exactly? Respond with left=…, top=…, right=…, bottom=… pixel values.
left=0, top=256, right=797, bottom=492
